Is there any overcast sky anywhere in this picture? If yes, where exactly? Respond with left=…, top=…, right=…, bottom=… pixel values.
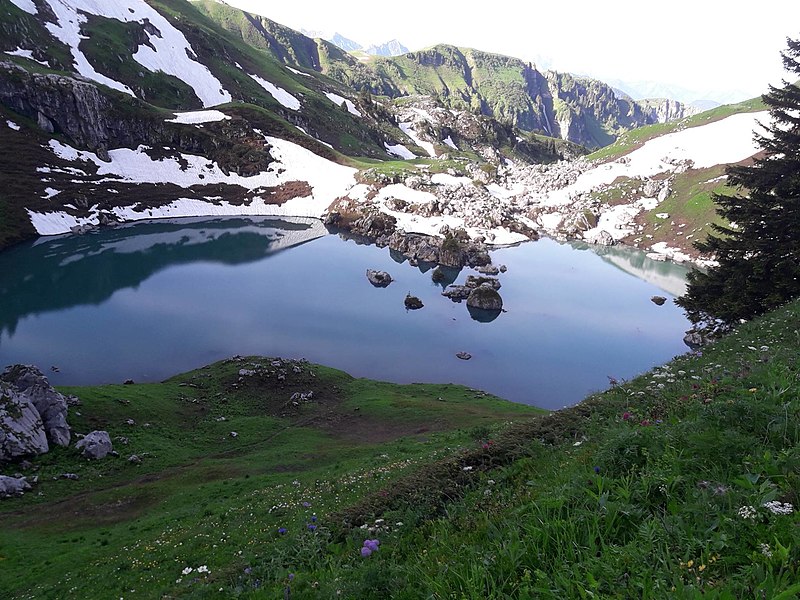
left=223, top=0, right=800, bottom=103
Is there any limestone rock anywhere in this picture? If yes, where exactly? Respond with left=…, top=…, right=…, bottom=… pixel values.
left=366, top=269, right=393, bottom=287
left=585, top=229, right=615, bottom=246
left=75, top=430, right=113, bottom=460
left=0, top=383, right=49, bottom=461
left=0, top=475, right=31, bottom=498
left=1, top=365, right=70, bottom=447
left=466, top=284, right=503, bottom=311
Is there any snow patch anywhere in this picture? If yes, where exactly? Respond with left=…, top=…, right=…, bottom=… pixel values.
left=443, top=136, right=457, bottom=150
left=8, top=0, right=36, bottom=14
left=384, top=142, right=415, bottom=160
left=286, top=66, right=311, bottom=77
left=41, top=0, right=231, bottom=106
left=6, top=120, right=21, bottom=131
left=249, top=74, right=300, bottom=110
left=431, top=173, right=470, bottom=187
left=4, top=47, right=48, bottom=65
left=165, top=110, right=230, bottom=124
left=43, top=187, right=61, bottom=199
left=324, top=92, right=361, bottom=116
left=399, top=122, right=436, bottom=157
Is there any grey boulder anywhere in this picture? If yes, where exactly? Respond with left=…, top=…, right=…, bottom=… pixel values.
left=76, top=430, right=113, bottom=460
left=1, top=365, right=70, bottom=447
left=0, top=383, right=49, bottom=461
left=0, top=475, right=31, bottom=498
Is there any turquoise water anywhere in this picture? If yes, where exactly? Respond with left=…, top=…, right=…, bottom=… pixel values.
left=0, top=216, right=692, bottom=409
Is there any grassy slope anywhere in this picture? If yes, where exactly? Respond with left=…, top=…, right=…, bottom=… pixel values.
left=2, top=297, right=800, bottom=597
left=0, top=357, right=537, bottom=598
left=584, top=97, right=767, bottom=254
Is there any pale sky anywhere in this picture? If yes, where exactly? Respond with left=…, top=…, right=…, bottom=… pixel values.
left=223, top=0, right=800, bottom=104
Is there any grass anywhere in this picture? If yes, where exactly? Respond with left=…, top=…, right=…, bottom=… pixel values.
left=3, top=298, right=800, bottom=597
left=0, top=357, right=538, bottom=598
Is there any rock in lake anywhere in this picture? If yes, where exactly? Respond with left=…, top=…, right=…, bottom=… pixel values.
left=465, top=275, right=501, bottom=290
left=456, top=352, right=472, bottom=360
left=651, top=296, right=667, bottom=306
left=404, top=294, right=424, bottom=310
left=466, top=284, right=503, bottom=311
left=585, top=229, right=615, bottom=246
left=366, top=269, right=393, bottom=287
left=442, top=285, right=472, bottom=302
left=75, top=430, right=113, bottom=459
left=0, top=475, right=31, bottom=498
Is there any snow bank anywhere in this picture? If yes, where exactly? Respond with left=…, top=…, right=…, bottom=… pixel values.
left=443, top=135, right=457, bottom=150
left=384, top=142, right=415, bottom=160
left=399, top=122, right=436, bottom=157
left=165, top=110, right=230, bottom=124
left=8, top=0, right=36, bottom=14
left=249, top=74, right=300, bottom=110
left=41, top=0, right=231, bottom=106
left=286, top=66, right=312, bottom=77
left=31, top=136, right=358, bottom=235
left=324, top=92, right=362, bottom=117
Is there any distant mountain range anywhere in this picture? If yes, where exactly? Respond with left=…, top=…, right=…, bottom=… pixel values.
left=300, top=30, right=409, bottom=57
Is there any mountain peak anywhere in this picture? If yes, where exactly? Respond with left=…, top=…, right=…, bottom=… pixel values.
left=365, top=39, right=409, bottom=57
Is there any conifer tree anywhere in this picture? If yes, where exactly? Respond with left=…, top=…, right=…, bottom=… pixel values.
left=677, top=37, right=800, bottom=327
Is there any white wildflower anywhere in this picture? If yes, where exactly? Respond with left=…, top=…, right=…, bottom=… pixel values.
left=181, top=567, right=193, bottom=575
left=738, top=505, right=757, bottom=520
left=762, top=501, right=794, bottom=515
left=760, top=543, right=773, bottom=558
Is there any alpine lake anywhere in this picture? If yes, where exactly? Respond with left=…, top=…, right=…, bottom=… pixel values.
left=0, top=216, right=693, bottom=410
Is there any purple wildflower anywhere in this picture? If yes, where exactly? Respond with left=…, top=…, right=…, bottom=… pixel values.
left=277, top=527, right=287, bottom=535
left=307, top=524, right=317, bottom=531
left=244, top=567, right=252, bottom=575
left=594, top=466, right=601, bottom=474
left=302, top=501, right=311, bottom=508
left=311, top=515, right=317, bottom=522
left=361, top=546, right=372, bottom=557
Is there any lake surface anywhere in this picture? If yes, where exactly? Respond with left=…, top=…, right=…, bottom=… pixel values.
left=0, top=216, right=693, bottom=409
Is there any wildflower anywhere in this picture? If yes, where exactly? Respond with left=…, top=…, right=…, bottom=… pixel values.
left=197, top=565, right=209, bottom=574
left=738, top=505, right=757, bottom=520
left=622, top=412, right=632, bottom=421
left=307, top=524, right=317, bottom=531
left=640, top=419, right=651, bottom=426
left=364, top=539, right=380, bottom=551
left=762, top=501, right=794, bottom=515
left=277, top=527, right=287, bottom=535
left=462, top=466, right=473, bottom=471
left=572, top=440, right=583, bottom=446
left=288, top=574, right=295, bottom=581
left=311, top=515, right=317, bottom=522
left=593, top=466, right=601, bottom=474
left=244, top=567, right=252, bottom=575
left=760, top=543, right=773, bottom=558
left=360, top=546, right=372, bottom=557
left=302, top=501, right=311, bottom=508
left=181, top=567, right=193, bottom=575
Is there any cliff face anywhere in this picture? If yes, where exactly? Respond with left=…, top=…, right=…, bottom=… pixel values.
left=313, top=45, right=693, bottom=149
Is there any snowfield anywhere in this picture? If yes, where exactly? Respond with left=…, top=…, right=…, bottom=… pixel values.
left=29, top=136, right=357, bottom=235
left=249, top=75, right=301, bottom=110
left=165, top=110, right=230, bottom=124
left=15, top=0, right=231, bottom=106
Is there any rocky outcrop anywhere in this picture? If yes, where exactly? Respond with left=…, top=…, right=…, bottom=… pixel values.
left=366, top=269, right=393, bottom=287
left=75, top=430, right=113, bottom=460
left=1, top=365, right=70, bottom=448
left=0, top=383, right=49, bottom=461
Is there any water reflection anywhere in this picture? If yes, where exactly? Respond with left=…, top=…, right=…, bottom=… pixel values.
left=0, top=217, right=326, bottom=337
left=0, top=219, right=692, bottom=409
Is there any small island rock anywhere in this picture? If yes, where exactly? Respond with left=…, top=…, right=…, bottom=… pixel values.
left=366, top=269, right=393, bottom=287
left=404, top=294, right=424, bottom=310
left=466, top=284, right=503, bottom=311
left=651, top=296, right=667, bottom=306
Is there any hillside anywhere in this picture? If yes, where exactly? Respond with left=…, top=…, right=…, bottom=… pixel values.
left=194, top=1, right=695, bottom=150
left=2, top=298, right=798, bottom=597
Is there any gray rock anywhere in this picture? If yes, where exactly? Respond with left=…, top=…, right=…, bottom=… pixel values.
left=1, top=365, right=70, bottom=447
left=456, top=352, right=472, bottom=360
left=651, top=296, right=667, bottom=306
left=75, top=430, right=112, bottom=459
left=0, top=382, right=49, bottom=462
left=366, top=269, right=393, bottom=287
left=475, top=265, right=499, bottom=275
left=585, top=229, right=615, bottom=246
left=442, top=285, right=471, bottom=302
left=465, top=275, right=501, bottom=290
left=404, top=294, right=424, bottom=310
left=466, top=285, right=503, bottom=311
left=0, top=475, right=31, bottom=498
